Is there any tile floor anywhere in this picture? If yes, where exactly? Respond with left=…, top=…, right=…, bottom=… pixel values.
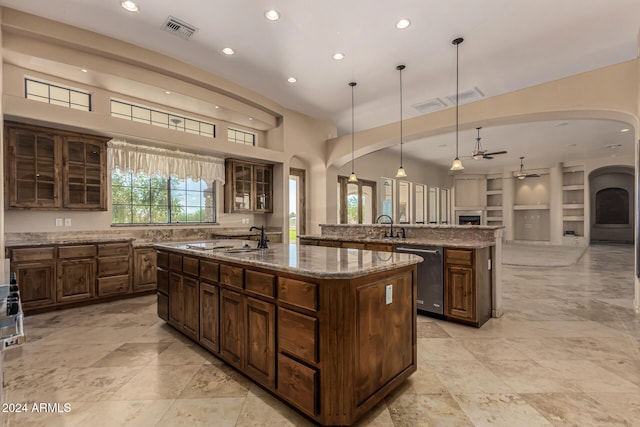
left=2, top=243, right=640, bottom=426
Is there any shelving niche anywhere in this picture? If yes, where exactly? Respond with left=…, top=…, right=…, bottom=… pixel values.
left=485, top=175, right=503, bottom=226
left=562, top=166, right=585, bottom=238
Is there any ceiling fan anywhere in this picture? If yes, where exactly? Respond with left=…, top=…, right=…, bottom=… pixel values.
left=470, top=127, right=507, bottom=160
left=515, top=156, right=540, bottom=179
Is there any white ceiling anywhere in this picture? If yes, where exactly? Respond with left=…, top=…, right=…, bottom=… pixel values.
left=0, top=0, right=638, bottom=170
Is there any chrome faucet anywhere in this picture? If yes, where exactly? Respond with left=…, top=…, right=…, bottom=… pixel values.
left=250, top=225, right=268, bottom=249
left=375, top=215, right=395, bottom=238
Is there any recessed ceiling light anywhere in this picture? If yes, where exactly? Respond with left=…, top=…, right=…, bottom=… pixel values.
left=333, top=52, right=345, bottom=60
left=248, top=117, right=253, bottom=121
left=554, top=122, right=569, bottom=127
left=222, top=47, right=235, bottom=55
left=165, top=91, right=171, bottom=94
left=621, top=128, right=630, bottom=132
left=80, top=69, right=88, bottom=73
left=215, top=105, right=220, bottom=109
left=265, top=10, right=280, bottom=21
left=287, top=77, right=297, bottom=83
left=121, top=1, right=139, bottom=12
left=396, top=18, right=411, bottom=29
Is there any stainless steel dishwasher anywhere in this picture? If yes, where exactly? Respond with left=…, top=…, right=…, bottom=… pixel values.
left=396, top=245, right=444, bottom=316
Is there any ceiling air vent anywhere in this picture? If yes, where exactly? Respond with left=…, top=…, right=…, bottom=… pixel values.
left=446, top=86, right=484, bottom=105
left=162, top=16, right=198, bottom=40
left=412, top=98, right=448, bottom=114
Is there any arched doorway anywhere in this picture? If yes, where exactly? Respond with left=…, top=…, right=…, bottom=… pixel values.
left=589, top=166, right=635, bottom=244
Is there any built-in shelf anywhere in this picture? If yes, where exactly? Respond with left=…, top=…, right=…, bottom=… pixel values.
left=562, top=166, right=585, bottom=238
left=486, top=190, right=502, bottom=195
left=486, top=206, right=502, bottom=211
left=513, top=204, right=550, bottom=210
left=563, top=216, right=585, bottom=221
left=486, top=217, right=503, bottom=222
left=563, top=203, right=584, bottom=209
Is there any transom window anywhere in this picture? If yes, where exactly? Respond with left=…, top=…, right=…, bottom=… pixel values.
left=25, top=78, right=91, bottom=111
left=110, top=100, right=216, bottom=138
left=111, top=170, right=216, bottom=224
left=228, top=128, right=256, bottom=146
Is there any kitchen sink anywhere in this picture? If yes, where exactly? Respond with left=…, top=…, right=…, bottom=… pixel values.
left=223, top=247, right=262, bottom=253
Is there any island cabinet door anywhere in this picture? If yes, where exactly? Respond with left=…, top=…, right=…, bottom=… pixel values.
left=199, top=282, right=219, bottom=353
left=245, top=297, right=275, bottom=388
left=220, top=289, right=245, bottom=369
left=444, top=265, right=475, bottom=321
left=181, top=276, right=199, bottom=341
left=168, top=272, right=184, bottom=329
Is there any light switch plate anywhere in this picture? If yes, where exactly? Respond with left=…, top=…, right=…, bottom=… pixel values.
left=385, top=284, right=393, bottom=305
left=55, top=218, right=63, bottom=227
left=64, top=218, right=72, bottom=227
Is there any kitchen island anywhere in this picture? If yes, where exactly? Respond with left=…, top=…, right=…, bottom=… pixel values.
left=154, top=240, right=422, bottom=426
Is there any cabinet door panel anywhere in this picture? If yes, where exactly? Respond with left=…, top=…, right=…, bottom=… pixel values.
left=57, top=258, right=96, bottom=302
left=14, top=261, right=56, bottom=308
left=134, top=248, right=157, bottom=291
left=445, top=265, right=474, bottom=321
left=200, top=283, right=219, bottom=353
left=245, top=297, right=275, bottom=388
left=220, top=289, right=244, bottom=369
left=168, top=272, right=183, bottom=328
left=182, top=276, right=199, bottom=340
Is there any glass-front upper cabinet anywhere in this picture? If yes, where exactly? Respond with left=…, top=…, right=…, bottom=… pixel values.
left=381, top=178, right=394, bottom=219
left=415, top=184, right=426, bottom=224
left=428, top=186, right=439, bottom=224
left=397, top=181, right=411, bottom=223
left=63, top=136, right=106, bottom=209
left=440, top=188, right=450, bottom=224
left=224, top=159, right=273, bottom=213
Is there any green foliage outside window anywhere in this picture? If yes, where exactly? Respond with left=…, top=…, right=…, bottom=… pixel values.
left=111, top=170, right=215, bottom=224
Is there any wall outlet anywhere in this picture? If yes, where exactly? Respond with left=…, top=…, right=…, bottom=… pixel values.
left=55, top=218, right=63, bottom=227
left=385, top=284, right=393, bottom=305
left=64, top=218, right=72, bottom=227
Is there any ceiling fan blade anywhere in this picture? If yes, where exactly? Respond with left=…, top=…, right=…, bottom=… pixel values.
left=484, top=150, right=507, bottom=156
left=527, top=173, right=541, bottom=178
left=483, top=155, right=494, bottom=159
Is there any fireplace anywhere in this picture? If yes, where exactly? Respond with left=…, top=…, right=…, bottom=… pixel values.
left=456, top=211, right=483, bottom=226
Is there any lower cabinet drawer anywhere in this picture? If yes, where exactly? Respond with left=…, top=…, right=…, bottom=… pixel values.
left=97, top=276, right=130, bottom=296
left=278, top=308, right=318, bottom=363
left=157, top=292, right=169, bottom=321
left=445, top=248, right=473, bottom=266
left=98, top=256, right=130, bottom=276
left=59, top=245, right=96, bottom=259
left=220, top=264, right=244, bottom=289
left=277, top=354, right=317, bottom=415
left=246, top=270, right=275, bottom=298
left=278, top=278, right=317, bottom=311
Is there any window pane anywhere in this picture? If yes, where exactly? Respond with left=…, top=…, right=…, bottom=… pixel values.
left=440, top=189, right=449, bottom=224
left=398, top=181, right=410, bottom=223
left=362, top=184, right=374, bottom=224
left=428, top=187, right=439, bottom=223
left=346, top=183, right=358, bottom=224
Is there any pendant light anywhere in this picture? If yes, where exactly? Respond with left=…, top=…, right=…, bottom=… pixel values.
left=450, top=37, right=464, bottom=171
left=395, top=64, right=407, bottom=178
left=347, top=82, right=358, bottom=183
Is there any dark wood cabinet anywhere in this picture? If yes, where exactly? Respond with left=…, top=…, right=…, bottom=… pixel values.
left=224, top=159, right=273, bottom=213
left=133, top=247, right=157, bottom=291
left=5, top=122, right=108, bottom=210
left=166, top=256, right=199, bottom=341
left=97, top=242, right=131, bottom=297
left=8, top=247, right=56, bottom=309
left=57, top=257, right=96, bottom=303
left=220, top=288, right=244, bottom=368
left=245, top=297, right=276, bottom=388
left=199, top=282, right=220, bottom=353
left=444, top=247, right=492, bottom=327
left=5, top=125, right=59, bottom=209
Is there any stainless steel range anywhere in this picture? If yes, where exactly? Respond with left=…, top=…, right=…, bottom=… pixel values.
left=0, top=271, right=26, bottom=402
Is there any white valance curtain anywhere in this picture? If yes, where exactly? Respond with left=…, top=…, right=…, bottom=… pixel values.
left=107, top=139, right=225, bottom=184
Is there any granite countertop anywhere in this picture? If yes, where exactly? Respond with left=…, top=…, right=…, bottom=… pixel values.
left=5, top=237, right=135, bottom=248
left=319, top=223, right=504, bottom=230
left=297, top=235, right=495, bottom=249
left=154, top=240, right=423, bottom=279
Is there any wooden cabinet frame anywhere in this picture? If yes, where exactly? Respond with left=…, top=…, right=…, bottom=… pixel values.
left=224, top=159, right=273, bottom=213
left=5, top=121, right=108, bottom=210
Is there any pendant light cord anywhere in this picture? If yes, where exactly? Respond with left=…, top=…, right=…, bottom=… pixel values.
left=455, top=41, right=459, bottom=159
left=351, top=83, right=355, bottom=173
left=400, top=67, right=403, bottom=167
